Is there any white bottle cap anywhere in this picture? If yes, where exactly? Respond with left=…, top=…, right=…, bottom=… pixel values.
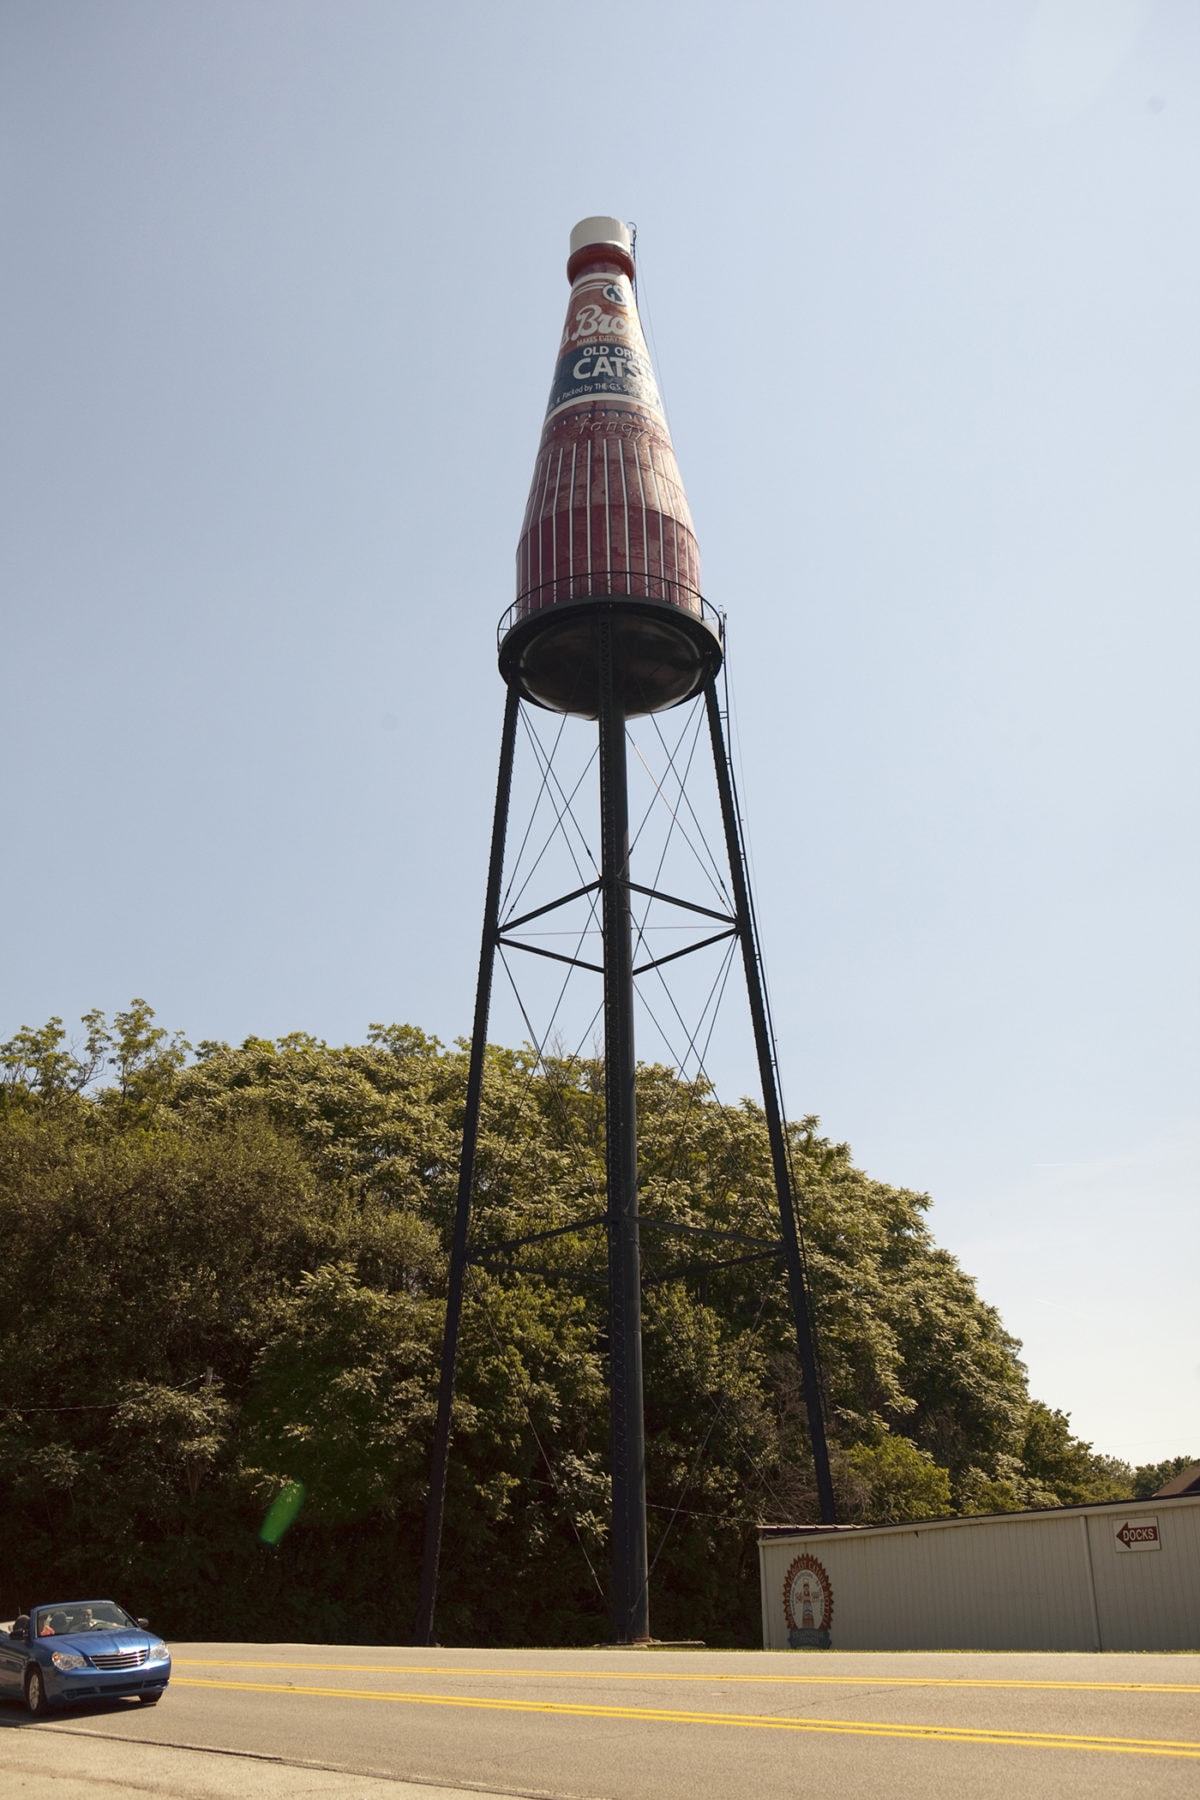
left=569, top=216, right=632, bottom=260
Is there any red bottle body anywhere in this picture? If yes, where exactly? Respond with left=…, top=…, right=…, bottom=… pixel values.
left=502, top=219, right=719, bottom=718
left=516, top=238, right=701, bottom=621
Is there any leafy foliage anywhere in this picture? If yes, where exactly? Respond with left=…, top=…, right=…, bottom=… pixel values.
left=1132, top=1454, right=1197, bottom=1498
left=0, top=1003, right=1169, bottom=1645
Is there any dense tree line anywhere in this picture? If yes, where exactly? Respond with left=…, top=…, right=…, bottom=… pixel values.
left=0, top=1004, right=1184, bottom=1646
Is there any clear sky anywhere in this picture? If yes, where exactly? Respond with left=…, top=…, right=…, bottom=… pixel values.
left=3, top=0, right=1196, bottom=1468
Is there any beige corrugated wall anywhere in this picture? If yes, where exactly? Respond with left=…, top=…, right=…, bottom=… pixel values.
left=759, top=1494, right=1200, bottom=1652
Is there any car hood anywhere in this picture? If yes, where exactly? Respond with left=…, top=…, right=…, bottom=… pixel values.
left=52, top=1631, right=157, bottom=1654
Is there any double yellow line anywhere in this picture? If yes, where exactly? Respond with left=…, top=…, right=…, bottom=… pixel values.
left=174, top=1674, right=1200, bottom=1760
left=176, top=1657, right=1200, bottom=1694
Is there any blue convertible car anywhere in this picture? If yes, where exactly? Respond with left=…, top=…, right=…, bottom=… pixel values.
left=0, top=1600, right=171, bottom=1715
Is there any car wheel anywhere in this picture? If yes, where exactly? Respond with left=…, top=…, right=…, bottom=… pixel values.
left=138, top=1693, right=162, bottom=1706
left=25, top=1666, right=51, bottom=1718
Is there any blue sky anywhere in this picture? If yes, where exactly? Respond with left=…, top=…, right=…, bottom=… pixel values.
left=3, top=0, right=1197, bottom=1467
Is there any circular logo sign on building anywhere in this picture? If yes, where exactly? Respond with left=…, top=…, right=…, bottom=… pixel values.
left=783, top=1553, right=833, bottom=1649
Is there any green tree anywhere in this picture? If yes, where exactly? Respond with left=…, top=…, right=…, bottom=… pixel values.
left=0, top=1010, right=108, bottom=1104
left=1018, top=1401, right=1134, bottom=1507
left=1132, top=1454, right=1196, bottom=1498
left=837, top=1434, right=954, bottom=1523
left=242, top=1263, right=436, bottom=1526
left=0, top=1002, right=1141, bottom=1645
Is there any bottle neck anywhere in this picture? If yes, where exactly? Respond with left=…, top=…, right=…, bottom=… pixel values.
left=566, top=242, right=635, bottom=285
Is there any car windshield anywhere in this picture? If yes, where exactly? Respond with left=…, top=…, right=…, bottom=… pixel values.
left=34, top=1603, right=133, bottom=1636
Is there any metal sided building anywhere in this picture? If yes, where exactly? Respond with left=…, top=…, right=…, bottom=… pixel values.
left=759, top=1493, right=1200, bottom=1652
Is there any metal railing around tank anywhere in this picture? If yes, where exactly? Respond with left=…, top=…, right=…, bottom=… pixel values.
left=497, top=575, right=723, bottom=651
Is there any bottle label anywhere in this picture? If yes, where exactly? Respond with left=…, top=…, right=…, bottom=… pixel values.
left=544, top=273, right=664, bottom=422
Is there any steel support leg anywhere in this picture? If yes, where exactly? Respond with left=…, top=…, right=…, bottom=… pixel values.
left=598, top=619, right=650, bottom=1642
left=415, top=684, right=521, bottom=1644
left=704, top=680, right=837, bottom=1525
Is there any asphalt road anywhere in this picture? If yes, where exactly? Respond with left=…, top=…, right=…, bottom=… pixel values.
left=3, top=1644, right=1199, bottom=1798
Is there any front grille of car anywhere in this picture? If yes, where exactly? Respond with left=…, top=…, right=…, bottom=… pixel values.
left=92, top=1649, right=149, bottom=1670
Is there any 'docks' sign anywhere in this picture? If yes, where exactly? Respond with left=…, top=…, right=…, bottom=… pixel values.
left=1113, top=1515, right=1161, bottom=1552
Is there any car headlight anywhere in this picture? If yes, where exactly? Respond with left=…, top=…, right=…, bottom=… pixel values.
left=51, top=1651, right=87, bottom=1671
left=149, top=1643, right=171, bottom=1662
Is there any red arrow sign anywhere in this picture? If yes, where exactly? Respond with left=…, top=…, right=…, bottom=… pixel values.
left=1116, top=1519, right=1160, bottom=1549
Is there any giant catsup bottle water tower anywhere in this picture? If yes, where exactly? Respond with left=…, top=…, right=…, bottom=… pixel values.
left=500, top=215, right=721, bottom=718
left=417, top=218, right=834, bottom=1648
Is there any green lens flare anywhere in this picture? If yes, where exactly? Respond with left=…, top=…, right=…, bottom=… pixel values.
left=259, top=1480, right=306, bottom=1544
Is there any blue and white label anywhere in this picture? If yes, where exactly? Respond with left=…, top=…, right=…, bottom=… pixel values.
left=546, top=342, right=661, bottom=416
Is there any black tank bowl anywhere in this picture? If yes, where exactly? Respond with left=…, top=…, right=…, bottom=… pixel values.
left=497, top=596, right=723, bottom=720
